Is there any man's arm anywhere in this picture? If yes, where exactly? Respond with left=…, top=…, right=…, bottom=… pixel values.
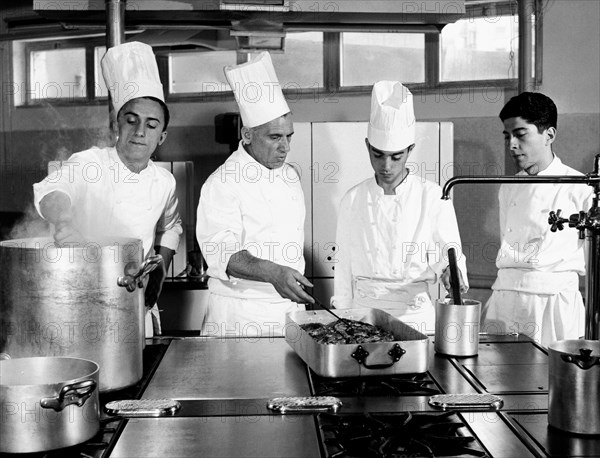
left=38, top=191, right=85, bottom=245
left=145, top=245, right=175, bottom=308
left=227, top=250, right=314, bottom=304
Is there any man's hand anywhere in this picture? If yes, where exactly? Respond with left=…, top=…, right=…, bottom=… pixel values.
left=264, top=263, right=314, bottom=304
left=53, top=221, right=87, bottom=246
left=441, top=266, right=468, bottom=296
left=226, top=250, right=314, bottom=304
left=145, top=257, right=166, bottom=308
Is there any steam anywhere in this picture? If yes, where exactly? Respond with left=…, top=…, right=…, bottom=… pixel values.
left=7, top=204, right=51, bottom=241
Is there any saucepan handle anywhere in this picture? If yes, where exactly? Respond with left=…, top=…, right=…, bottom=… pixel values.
left=351, top=343, right=406, bottom=370
left=561, top=348, right=600, bottom=370
left=117, top=255, right=163, bottom=292
left=40, top=379, right=97, bottom=412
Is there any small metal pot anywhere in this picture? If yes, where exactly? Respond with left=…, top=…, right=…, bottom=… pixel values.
left=548, top=339, right=600, bottom=435
left=0, top=356, right=100, bottom=453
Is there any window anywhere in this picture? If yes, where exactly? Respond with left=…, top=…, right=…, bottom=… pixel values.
left=341, top=33, right=425, bottom=87
left=13, top=2, right=538, bottom=106
left=29, top=46, right=87, bottom=101
left=441, top=15, right=519, bottom=81
left=170, top=50, right=238, bottom=94
left=268, top=32, right=323, bottom=89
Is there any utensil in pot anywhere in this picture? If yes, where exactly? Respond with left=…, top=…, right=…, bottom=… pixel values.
left=447, top=247, right=463, bottom=305
left=307, top=292, right=357, bottom=335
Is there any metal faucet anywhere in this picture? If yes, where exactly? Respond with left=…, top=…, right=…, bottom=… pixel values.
left=441, top=155, right=600, bottom=340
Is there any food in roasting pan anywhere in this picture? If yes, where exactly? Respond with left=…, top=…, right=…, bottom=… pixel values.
left=301, top=319, right=395, bottom=344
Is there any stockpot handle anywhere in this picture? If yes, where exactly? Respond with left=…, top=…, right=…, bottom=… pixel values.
left=351, top=343, right=406, bottom=370
left=561, top=348, right=600, bottom=370
left=40, top=379, right=97, bottom=412
left=117, top=255, right=163, bottom=292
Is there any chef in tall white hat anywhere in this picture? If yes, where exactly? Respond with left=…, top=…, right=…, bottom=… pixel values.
left=331, top=80, right=468, bottom=333
left=196, top=51, right=313, bottom=337
left=34, top=41, right=182, bottom=335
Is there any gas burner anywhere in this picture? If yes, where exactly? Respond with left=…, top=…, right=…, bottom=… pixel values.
left=312, top=372, right=440, bottom=397
left=318, top=411, right=489, bottom=458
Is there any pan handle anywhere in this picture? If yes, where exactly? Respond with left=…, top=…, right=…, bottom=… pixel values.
left=561, top=348, right=600, bottom=370
left=40, top=380, right=97, bottom=412
left=117, top=255, right=162, bottom=292
left=351, top=344, right=406, bottom=370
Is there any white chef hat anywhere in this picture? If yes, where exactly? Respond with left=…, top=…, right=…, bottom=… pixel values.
left=101, top=41, right=165, bottom=116
left=367, top=81, right=416, bottom=152
left=224, top=52, right=290, bottom=128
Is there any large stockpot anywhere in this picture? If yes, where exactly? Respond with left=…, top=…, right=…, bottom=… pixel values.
left=548, top=339, right=600, bottom=435
left=0, top=356, right=100, bottom=453
left=0, top=237, right=159, bottom=391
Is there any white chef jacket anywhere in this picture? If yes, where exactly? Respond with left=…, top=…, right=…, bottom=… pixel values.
left=196, top=142, right=306, bottom=335
left=492, top=155, right=592, bottom=292
left=332, top=174, right=468, bottom=332
left=33, top=146, right=182, bottom=258
left=33, top=146, right=182, bottom=337
left=483, top=155, right=593, bottom=345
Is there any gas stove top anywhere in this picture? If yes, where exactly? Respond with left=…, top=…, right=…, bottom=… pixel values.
left=318, top=411, right=489, bottom=458
left=311, top=371, right=441, bottom=397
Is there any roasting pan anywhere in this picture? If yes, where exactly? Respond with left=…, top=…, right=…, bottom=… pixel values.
left=284, top=308, right=430, bottom=377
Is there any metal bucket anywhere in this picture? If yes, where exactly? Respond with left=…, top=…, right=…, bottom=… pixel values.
left=434, top=299, right=481, bottom=357
left=548, top=339, right=600, bottom=435
left=0, top=237, right=154, bottom=391
left=0, top=356, right=100, bottom=453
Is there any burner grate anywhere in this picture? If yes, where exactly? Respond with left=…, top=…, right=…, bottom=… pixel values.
left=312, top=372, right=440, bottom=397
left=318, top=411, right=490, bottom=458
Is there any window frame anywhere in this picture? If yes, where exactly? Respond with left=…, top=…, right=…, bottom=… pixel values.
left=17, top=0, right=541, bottom=107
left=24, top=37, right=106, bottom=106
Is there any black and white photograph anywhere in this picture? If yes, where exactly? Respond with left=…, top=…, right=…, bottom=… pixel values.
left=0, top=1, right=599, bottom=456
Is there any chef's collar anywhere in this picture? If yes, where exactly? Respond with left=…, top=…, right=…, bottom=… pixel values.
left=517, top=154, right=561, bottom=176
left=537, top=154, right=562, bottom=175
left=237, top=141, right=286, bottom=180
left=110, top=147, right=155, bottom=177
left=368, top=172, right=410, bottom=198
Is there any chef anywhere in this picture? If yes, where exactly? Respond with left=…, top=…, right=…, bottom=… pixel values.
left=482, top=92, right=592, bottom=346
left=33, top=41, right=182, bottom=335
left=196, top=52, right=313, bottom=337
left=331, top=81, right=468, bottom=334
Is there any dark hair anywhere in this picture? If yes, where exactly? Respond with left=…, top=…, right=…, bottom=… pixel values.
left=118, top=96, right=170, bottom=131
left=499, top=92, right=557, bottom=133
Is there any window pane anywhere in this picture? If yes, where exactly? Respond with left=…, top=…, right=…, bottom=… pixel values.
left=341, top=33, right=425, bottom=87
left=269, top=32, right=323, bottom=89
left=170, top=50, right=238, bottom=94
left=30, top=48, right=86, bottom=100
left=441, top=15, right=519, bottom=81
left=94, top=46, right=108, bottom=98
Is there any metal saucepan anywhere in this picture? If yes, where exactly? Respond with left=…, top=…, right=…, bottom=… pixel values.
left=0, top=237, right=158, bottom=391
left=548, top=339, right=600, bottom=435
left=0, top=356, right=100, bottom=453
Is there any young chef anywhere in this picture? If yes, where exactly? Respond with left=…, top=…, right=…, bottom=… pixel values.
left=331, top=81, right=468, bottom=334
left=196, top=52, right=313, bottom=337
left=482, top=92, right=593, bottom=346
left=33, top=41, right=182, bottom=335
